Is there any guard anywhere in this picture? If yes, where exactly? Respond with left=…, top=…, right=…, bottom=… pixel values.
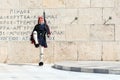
left=30, top=16, right=51, bottom=66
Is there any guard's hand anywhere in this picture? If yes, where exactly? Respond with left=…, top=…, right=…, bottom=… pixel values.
left=47, top=34, right=50, bottom=38
left=35, top=44, right=39, bottom=48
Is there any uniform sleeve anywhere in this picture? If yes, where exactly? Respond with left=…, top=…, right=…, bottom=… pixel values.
left=45, top=24, right=51, bottom=35
left=33, top=25, right=38, bottom=31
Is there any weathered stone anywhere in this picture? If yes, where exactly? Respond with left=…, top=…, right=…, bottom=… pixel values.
left=103, top=8, right=120, bottom=24
left=66, top=24, right=90, bottom=41
left=115, top=0, right=120, bottom=7
left=7, top=42, right=39, bottom=63
left=0, top=9, right=10, bottom=16
left=20, top=0, right=42, bottom=8
left=60, top=9, right=78, bottom=24
left=49, top=24, right=66, bottom=41
left=0, top=42, right=8, bottom=63
left=66, top=0, right=90, bottom=8
left=0, top=0, right=120, bottom=63
left=90, top=24, right=115, bottom=41
left=91, top=0, right=115, bottom=7
left=102, top=42, right=120, bottom=61
left=42, top=0, right=66, bottom=8
left=54, top=42, right=77, bottom=62
left=77, top=42, right=102, bottom=60
left=40, top=9, right=78, bottom=25
left=78, top=8, right=103, bottom=24
left=115, top=25, right=120, bottom=41
left=0, top=0, right=19, bottom=9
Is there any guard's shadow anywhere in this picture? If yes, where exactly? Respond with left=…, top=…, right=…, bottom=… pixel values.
left=7, top=63, right=39, bottom=67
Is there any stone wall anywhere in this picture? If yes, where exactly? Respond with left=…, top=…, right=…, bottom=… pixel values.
left=0, top=0, right=120, bottom=63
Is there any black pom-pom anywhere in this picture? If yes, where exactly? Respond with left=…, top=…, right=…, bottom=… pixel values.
left=39, top=62, right=44, bottom=66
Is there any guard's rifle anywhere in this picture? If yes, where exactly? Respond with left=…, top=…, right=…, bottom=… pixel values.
left=43, top=11, right=46, bottom=27
left=43, top=11, right=49, bottom=37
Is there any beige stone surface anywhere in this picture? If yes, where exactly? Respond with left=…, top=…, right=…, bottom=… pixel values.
left=0, top=47, right=8, bottom=63
left=66, top=0, right=90, bottom=8
left=0, top=0, right=120, bottom=63
left=0, top=9, right=10, bottom=16
left=41, top=9, right=78, bottom=25
left=20, top=0, right=42, bottom=8
left=5, top=41, right=54, bottom=64
left=7, top=42, right=40, bottom=63
left=77, top=42, right=102, bottom=60
left=90, top=24, right=114, bottom=41
left=42, top=9, right=60, bottom=25
left=115, top=0, right=120, bottom=7
left=102, top=42, right=120, bottom=61
left=49, top=24, right=66, bottom=41
left=91, top=0, right=115, bottom=7
left=103, top=8, right=120, bottom=24
left=43, top=0, right=65, bottom=8
left=59, top=9, right=78, bottom=24
left=78, top=8, right=103, bottom=24
left=0, top=42, right=8, bottom=63
left=0, top=0, right=19, bottom=9
left=66, top=24, right=90, bottom=41
left=115, top=25, right=120, bottom=41
left=54, top=42, right=77, bottom=62
left=26, top=9, right=43, bottom=18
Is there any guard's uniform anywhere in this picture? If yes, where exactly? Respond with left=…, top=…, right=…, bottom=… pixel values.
left=30, top=16, right=50, bottom=66
left=32, top=23, right=50, bottom=48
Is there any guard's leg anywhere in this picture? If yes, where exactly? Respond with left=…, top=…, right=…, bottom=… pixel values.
left=33, top=31, right=39, bottom=44
left=33, top=31, right=39, bottom=48
left=39, top=46, right=44, bottom=66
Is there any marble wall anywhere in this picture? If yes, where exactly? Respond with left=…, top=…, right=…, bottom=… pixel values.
left=0, top=0, right=120, bottom=63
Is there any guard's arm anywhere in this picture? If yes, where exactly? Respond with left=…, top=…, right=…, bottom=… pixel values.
left=46, top=24, right=51, bottom=37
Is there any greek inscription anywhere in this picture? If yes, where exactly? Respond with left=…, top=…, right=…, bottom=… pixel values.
left=0, top=9, right=64, bottom=41
left=10, top=9, right=30, bottom=14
